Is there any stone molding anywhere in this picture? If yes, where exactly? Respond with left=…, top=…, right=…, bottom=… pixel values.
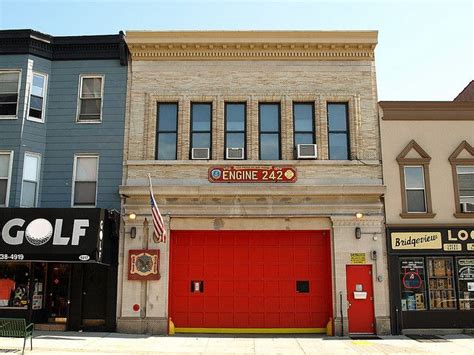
left=126, top=31, right=377, bottom=61
left=331, top=215, right=383, bottom=227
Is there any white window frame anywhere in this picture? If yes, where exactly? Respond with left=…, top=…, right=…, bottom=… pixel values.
left=0, top=150, right=14, bottom=207
left=404, top=165, right=427, bottom=213
left=456, top=165, right=474, bottom=208
left=27, top=72, right=48, bottom=123
left=0, top=70, right=22, bottom=120
left=72, top=154, right=99, bottom=207
left=20, top=152, right=41, bottom=208
left=76, top=75, right=104, bottom=123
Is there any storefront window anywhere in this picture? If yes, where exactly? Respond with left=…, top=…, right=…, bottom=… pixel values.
left=400, top=257, right=427, bottom=311
left=427, top=257, right=457, bottom=310
left=457, top=258, right=474, bottom=311
left=0, top=263, right=30, bottom=308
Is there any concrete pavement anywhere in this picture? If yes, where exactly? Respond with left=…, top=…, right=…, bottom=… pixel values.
left=0, top=332, right=473, bottom=354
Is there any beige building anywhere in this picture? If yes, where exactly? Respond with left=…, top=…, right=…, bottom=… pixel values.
left=379, top=97, right=474, bottom=333
left=117, top=31, right=390, bottom=335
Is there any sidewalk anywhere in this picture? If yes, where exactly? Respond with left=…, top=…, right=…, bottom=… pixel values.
left=0, top=331, right=473, bottom=354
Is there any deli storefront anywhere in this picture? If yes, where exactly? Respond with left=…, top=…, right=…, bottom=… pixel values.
left=387, top=226, right=474, bottom=333
left=0, top=208, right=119, bottom=331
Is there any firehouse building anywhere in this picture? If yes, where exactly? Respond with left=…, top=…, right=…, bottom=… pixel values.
left=117, top=31, right=390, bottom=335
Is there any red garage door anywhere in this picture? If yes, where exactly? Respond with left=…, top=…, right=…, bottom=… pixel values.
left=169, top=230, right=332, bottom=332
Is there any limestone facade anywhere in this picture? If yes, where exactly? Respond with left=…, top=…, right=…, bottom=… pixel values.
left=117, top=31, right=389, bottom=335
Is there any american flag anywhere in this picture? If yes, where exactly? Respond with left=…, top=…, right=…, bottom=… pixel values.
left=148, top=174, right=166, bottom=243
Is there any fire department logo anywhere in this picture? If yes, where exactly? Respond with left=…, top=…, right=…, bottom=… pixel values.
left=211, top=169, right=221, bottom=179
left=284, top=170, right=295, bottom=180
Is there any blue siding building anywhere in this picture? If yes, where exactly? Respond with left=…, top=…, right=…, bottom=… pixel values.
left=0, top=30, right=128, bottom=332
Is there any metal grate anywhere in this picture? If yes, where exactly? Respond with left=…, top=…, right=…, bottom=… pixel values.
left=406, top=334, right=449, bottom=342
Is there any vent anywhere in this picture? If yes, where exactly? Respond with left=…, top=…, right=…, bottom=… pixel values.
left=191, top=148, right=210, bottom=160
left=461, top=202, right=474, bottom=213
left=226, top=147, right=244, bottom=160
left=296, top=144, right=317, bottom=159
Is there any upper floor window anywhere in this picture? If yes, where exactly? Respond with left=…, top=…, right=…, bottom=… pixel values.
left=28, top=72, right=47, bottom=122
left=327, top=103, right=349, bottom=160
left=77, top=75, right=104, bottom=122
left=73, top=155, right=99, bottom=207
left=225, top=103, right=246, bottom=160
left=156, top=103, right=178, bottom=160
left=190, top=103, right=212, bottom=159
left=21, top=152, right=41, bottom=207
left=293, top=103, right=316, bottom=158
left=259, top=103, right=281, bottom=160
left=455, top=166, right=474, bottom=213
left=0, top=71, right=20, bottom=118
left=404, top=166, right=426, bottom=213
left=0, top=151, right=13, bottom=207
left=397, top=140, right=435, bottom=218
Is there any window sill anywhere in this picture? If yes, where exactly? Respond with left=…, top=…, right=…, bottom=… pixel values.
left=27, top=116, right=45, bottom=123
left=453, top=212, right=474, bottom=218
left=0, top=115, right=18, bottom=120
left=400, top=212, right=436, bottom=219
left=76, top=120, right=102, bottom=124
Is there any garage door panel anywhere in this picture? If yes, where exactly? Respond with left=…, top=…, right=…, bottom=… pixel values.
left=170, top=230, right=332, bottom=330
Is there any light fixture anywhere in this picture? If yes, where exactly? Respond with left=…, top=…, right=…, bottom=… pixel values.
left=355, top=212, right=364, bottom=219
left=129, top=212, right=137, bottom=220
left=130, top=227, right=137, bottom=239
left=355, top=227, right=361, bottom=239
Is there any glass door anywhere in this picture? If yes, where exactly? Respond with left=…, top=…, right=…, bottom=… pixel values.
left=46, top=263, right=71, bottom=323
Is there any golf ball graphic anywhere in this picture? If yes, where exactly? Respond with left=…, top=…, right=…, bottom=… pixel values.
left=25, top=218, right=53, bottom=246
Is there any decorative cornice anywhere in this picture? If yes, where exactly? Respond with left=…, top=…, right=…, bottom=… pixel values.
left=125, top=31, right=377, bottom=61
left=379, top=101, right=474, bottom=120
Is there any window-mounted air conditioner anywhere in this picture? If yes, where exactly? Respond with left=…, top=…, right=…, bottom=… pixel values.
left=226, top=147, right=244, bottom=160
left=191, top=148, right=210, bottom=160
left=296, top=144, right=318, bottom=159
left=461, top=202, right=474, bottom=213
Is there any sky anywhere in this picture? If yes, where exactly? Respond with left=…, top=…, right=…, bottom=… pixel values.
left=1, top=0, right=473, bottom=101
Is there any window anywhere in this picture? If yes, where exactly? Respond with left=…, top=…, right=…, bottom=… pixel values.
left=190, top=103, right=212, bottom=158
left=77, top=76, right=103, bottom=122
left=400, top=257, right=427, bottom=311
left=0, top=263, right=30, bottom=308
left=293, top=103, right=315, bottom=148
left=404, top=166, right=426, bottom=213
left=448, top=141, right=474, bottom=216
left=21, top=153, right=41, bottom=207
left=156, top=103, right=178, bottom=160
left=73, top=155, right=98, bottom=207
left=225, top=103, right=246, bottom=159
left=0, top=151, right=13, bottom=206
left=457, top=258, right=474, bottom=311
left=327, top=103, right=349, bottom=160
left=456, top=166, right=474, bottom=212
left=259, top=103, right=280, bottom=160
left=397, top=140, right=435, bottom=218
left=427, top=257, right=457, bottom=310
left=28, top=73, right=47, bottom=122
left=0, top=71, right=20, bottom=117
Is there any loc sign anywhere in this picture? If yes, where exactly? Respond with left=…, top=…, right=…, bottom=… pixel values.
left=209, top=166, right=297, bottom=183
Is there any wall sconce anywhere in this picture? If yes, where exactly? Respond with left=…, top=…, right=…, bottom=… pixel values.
left=129, top=212, right=137, bottom=220
left=130, top=227, right=137, bottom=239
left=355, top=212, right=364, bottom=219
left=355, top=227, right=361, bottom=239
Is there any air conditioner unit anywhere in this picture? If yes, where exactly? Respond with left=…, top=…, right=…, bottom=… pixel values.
left=191, top=148, right=210, bottom=160
left=226, top=147, right=244, bottom=160
left=296, top=144, right=317, bottom=159
left=461, top=202, right=474, bottom=213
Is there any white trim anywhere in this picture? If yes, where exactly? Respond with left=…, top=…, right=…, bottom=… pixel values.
left=76, top=74, right=104, bottom=124
left=20, top=151, right=41, bottom=208
left=0, top=69, right=22, bottom=119
left=0, top=150, right=14, bottom=207
left=27, top=71, right=48, bottom=123
left=72, top=154, right=99, bottom=207
left=403, top=165, right=427, bottom=213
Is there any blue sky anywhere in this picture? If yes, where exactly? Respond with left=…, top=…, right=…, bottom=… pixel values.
left=1, top=0, right=472, bottom=100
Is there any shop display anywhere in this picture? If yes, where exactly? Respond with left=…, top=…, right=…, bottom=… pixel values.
left=400, top=257, right=426, bottom=311
left=0, top=264, right=30, bottom=308
left=457, top=258, right=474, bottom=311
left=427, top=257, right=456, bottom=310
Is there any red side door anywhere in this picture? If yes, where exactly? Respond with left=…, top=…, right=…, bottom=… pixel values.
left=346, top=265, right=375, bottom=334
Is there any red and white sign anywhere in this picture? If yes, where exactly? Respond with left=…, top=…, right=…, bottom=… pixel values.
left=209, top=166, right=297, bottom=183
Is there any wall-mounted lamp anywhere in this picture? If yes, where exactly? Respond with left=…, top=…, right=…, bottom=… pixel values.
left=355, top=227, right=361, bottom=239
left=129, top=212, right=137, bottom=220
left=355, top=212, right=364, bottom=219
left=130, top=227, right=137, bottom=239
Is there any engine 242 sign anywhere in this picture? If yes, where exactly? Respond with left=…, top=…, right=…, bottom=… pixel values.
left=209, top=166, right=297, bottom=183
